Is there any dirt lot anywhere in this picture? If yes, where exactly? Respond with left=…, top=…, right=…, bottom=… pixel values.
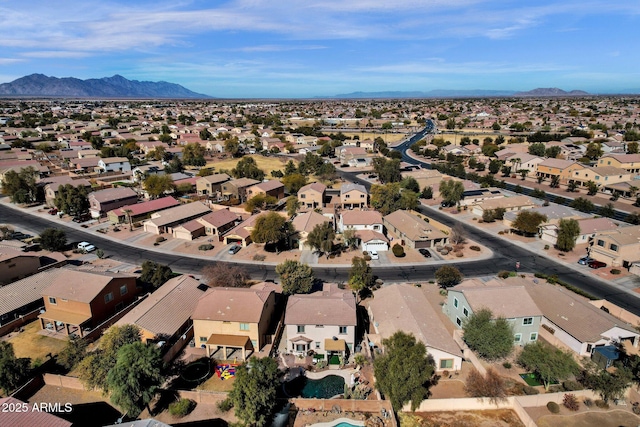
left=206, top=154, right=294, bottom=174
left=402, top=409, right=524, bottom=427
left=534, top=409, right=640, bottom=427
left=3, top=321, right=67, bottom=362
left=197, top=373, right=236, bottom=393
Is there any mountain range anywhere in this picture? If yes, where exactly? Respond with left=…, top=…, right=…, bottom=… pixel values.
left=330, top=88, right=592, bottom=99
left=0, top=74, right=210, bottom=98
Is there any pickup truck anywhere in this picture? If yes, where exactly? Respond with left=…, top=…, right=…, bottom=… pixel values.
left=77, top=241, right=96, bottom=252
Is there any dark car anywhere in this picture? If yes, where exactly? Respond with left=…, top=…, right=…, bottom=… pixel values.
left=419, top=248, right=432, bottom=258
left=48, top=208, right=58, bottom=215
left=72, top=213, right=91, bottom=223
left=578, top=256, right=593, bottom=265
left=588, top=260, right=607, bottom=269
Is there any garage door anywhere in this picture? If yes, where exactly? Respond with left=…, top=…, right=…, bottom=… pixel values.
left=363, top=242, right=388, bottom=252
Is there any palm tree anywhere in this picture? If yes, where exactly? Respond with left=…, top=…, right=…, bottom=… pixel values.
left=124, top=209, right=134, bottom=231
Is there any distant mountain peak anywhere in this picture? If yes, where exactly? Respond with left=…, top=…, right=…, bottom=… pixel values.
left=514, top=87, right=589, bottom=97
left=0, top=74, right=211, bottom=98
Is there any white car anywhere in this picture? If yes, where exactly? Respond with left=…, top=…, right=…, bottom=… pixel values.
left=370, top=250, right=379, bottom=260
left=77, top=241, right=96, bottom=252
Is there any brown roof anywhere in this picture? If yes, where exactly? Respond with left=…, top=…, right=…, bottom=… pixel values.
left=0, top=397, right=72, bottom=427
left=298, top=182, right=327, bottom=194
left=145, top=201, right=210, bottom=227
left=285, top=287, right=356, bottom=326
left=116, top=275, right=205, bottom=337
left=42, top=268, right=135, bottom=303
left=89, top=187, right=137, bottom=203
left=341, top=210, right=382, bottom=226
left=476, top=195, right=535, bottom=211
left=292, top=211, right=331, bottom=233
left=538, top=158, right=578, bottom=170
left=228, top=177, right=260, bottom=188
left=355, top=229, right=388, bottom=243
left=193, top=287, right=273, bottom=323
left=0, top=269, right=64, bottom=316
left=198, top=209, right=239, bottom=228
left=206, top=334, right=253, bottom=349
left=198, top=173, right=231, bottom=184
left=251, top=180, right=284, bottom=192
left=452, top=279, right=542, bottom=318
left=368, top=284, right=461, bottom=356
left=0, top=247, right=38, bottom=263
left=383, top=210, right=448, bottom=242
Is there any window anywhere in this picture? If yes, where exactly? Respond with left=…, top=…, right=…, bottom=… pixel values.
left=240, top=323, right=250, bottom=331
left=530, top=333, right=538, bottom=341
left=104, top=292, right=113, bottom=303
left=456, top=317, right=462, bottom=327
left=345, top=194, right=350, bottom=199
left=315, top=342, right=321, bottom=349
left=586, top=344, right=593, bottom=353
left=49, top=297, right=57, bottom=305
left=597, top=239, right=605, bottom=247
left=453, top=297, right=459, bottom=308
left=315, top=325, right=324, bottom=328
left=120, top=285, right=128, bottom=296
left=297, top=325, right=305, bottom=333
left=514, top=334, right=522, bottom=343
left=522, top=317, right=533, bottom=325
left=251, top=339, right=257, bottom=348
left=295, top=344, right=306, bottom=352
left=463, top=307, right=469, bottom=317
left=440, top=359, right=453, bottom=369
left=300, top=194, right=306, bottom=199
left=339, top=326, right=348, bottom=334
left=610, top=243, right=618, bottom=252
left=200, top=336, right=207, bottom=343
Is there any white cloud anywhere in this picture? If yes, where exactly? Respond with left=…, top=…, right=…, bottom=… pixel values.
left=0, top=58, right=24, bottom=65
left=21, top=51, right=91, bottom=58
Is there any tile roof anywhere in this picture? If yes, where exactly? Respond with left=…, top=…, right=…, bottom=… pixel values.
left=368, top=284, right=461, bottom=356
left=111, top=196, right=180, bottom=217
left=89, top=187, right=137, bottom=203
left=285, top=286, right=356, bottom=326
left=116, top=275, right=205, bottom=337
left=538, top=158, right=577, bottom=170
left=42, top=268, right=135, bottom=303
left=298, top=182, right=327, bottom=194
left=251, top=180, right=284, bottom=192
left=340, top=183, right=367, bottom=195
left=0, top=269, right=63, bottom=316
left=453, top=279, right=542, bottom=318
left=192, top=287, right=273, bottom=323
left=292, top=211, right=331, bottom=233
left=341, top=210, right=383, bottom=226
left=198, top=209, right=239, bottom=228
left=145, top=201, right=210, bottom=227
left=228, top=177, right=260, bottom=188
left=198, top=173, right=231, bottom=184
left=576, top=217, right=618, bottom=234
left=383, top=210, right=447, bottom=242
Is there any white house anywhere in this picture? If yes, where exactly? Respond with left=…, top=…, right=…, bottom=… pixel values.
left=98, top=157, right=131, bottom=173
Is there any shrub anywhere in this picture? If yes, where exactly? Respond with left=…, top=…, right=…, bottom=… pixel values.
left=546, top=401, right=560, bottom=414
left=633, top=405, right=640, bottom=415
left=391, top=243, right=405, bottom=257
left=470, top=245, right=481, bottom=251
left=498, top=231, right=504, bottom=235
left=562, top=380, right=582, bottom=391
left=595, top=399, right=609, bottom=409
left=544, top=244, right=550, bottom=250
left=563, top=394, right=579, bottom=411
left=497, top=270, right=511, bottom=279
left=523, top=386, right=539, bottom=395
left=502, top=361, right=512, bottom=369
left=362, top=251, right=369, bottom=256
left=252, top=254, right=266, bottom=261
left=364, top=255, right=371, bottom=261
left=198, top=244, right=214, bottom=251
left=95, top=248, right=105, bottom=259
left=610, top=268, right=621, bottom=275
left=583, top=398, right=593, bottom=407
left=155, top=236, right=166, bottom=243
left=217, top=398, right=233, bottom=412
left=169, top=398, right=196, bottom=417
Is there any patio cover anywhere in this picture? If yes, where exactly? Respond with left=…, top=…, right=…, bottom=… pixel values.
left=324, top=338, right=346, bottom=352
left=206, top=334, right=253, bottom=350
left=38, top=309, right=91, bottom=326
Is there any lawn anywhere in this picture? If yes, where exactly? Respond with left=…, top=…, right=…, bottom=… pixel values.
left=339, top=131, right=408, bottom=143
left=206, top=154, right=294, bottom=175
left=5, top=321, right=67, bottom=361
left=196, top=373, right=236, bottom=392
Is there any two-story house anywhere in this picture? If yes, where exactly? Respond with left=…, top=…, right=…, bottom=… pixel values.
left=192, top=285, right=276, bottom=360
left=246, top=180, right=285, bottom=201
left=285, top=284, right=356, bottom=364
left=172, top=208, right=240, bottom=240
left=535, top=159, right=585, bottom=184
left=291, top=211, right=333, bottom=250
left=338, top=210, right=388, bottom=252
left=88, top=187, right=138, bottom=218
left=297, top=182, right=327, bottom=210
left=340, top=183, right=368, bottom=209
left=221, top=178, right=260, bottom=203
left=97, top=157, right=131, bottom=173
left=42, top=176, right=92, bottom=207
left=0, top=248, right=40, bottom=285
left=195, top=173, right=231, bottom=197
left=38, top=269, right=138, bottom=338
left=598, top=153, right=640, bottom=175
left=589, top=224, right=640, bottom=268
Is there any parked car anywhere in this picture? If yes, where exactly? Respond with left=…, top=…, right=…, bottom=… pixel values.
left=369, top=250, right=379, bottom=260
left=73, top=213, right=91, bottom=223
left=588, top=260, right=607, bottom=269
left=228, top=244, right=241, bottom=255
left=48, top=208, right=58, bottom=215
left=77, top=241, right=96, bottom=252
left=419, top=248, right=432, bottom=258
left=578, top=256, right=593, bottom=265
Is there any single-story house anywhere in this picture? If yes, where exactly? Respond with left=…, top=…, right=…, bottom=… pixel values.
left=383, top=210, right=449, bottom=249
left=470, top=195, right=536, bottom=217
left=107, top=196, right=180, bottom=224
left=172, top=208, right=240, bottom=241
left=143, top=201, right=210, bottom=235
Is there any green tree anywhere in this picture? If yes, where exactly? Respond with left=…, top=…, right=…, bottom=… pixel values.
left=628, top=141, right=639, bottom=154
left=528, top=143, right=546, bottom=157
left=144, top=174, right=174, bottom=199
left=232, top=157, right=265, bottom=181
left=435, top=265, right=463, bottom=288
left=286, top=196, right=299, bottom=217
left=77, top=325, right=141, bottom=393
left=374, top=331, right=435, bottom=411
left=40, top=228, right=67, bottom=251
left=462, top=309, right=514, bottom=360
left=421, top=186, right=433, bottom=199
left=224, top=138, right=241, bottom=157
left=599, top=203, right=615, bottom=218
left=518, top=169, right=530, bottom=180
left=306, top=222, right=335, bottom=256
left=512, top=211, right=548, bottom=236
left=372, top=157, right=402, bottom=184
left=245, top=194, right=277, bottom=213
left=488, top=159, right=503, bottom=174
left=275, top=260, right=314, bottom=295
left=550, top=175, right=560, bottom=188
left=342, top=228, right=359, bottom=250
left=284, top=160, right=298, bottom=176
left=518, top=341, right=580, bottom=391
left=0, top=342, right=30, bottom=394
left=570, top=197, right=595, bottom=213
left=555, top=218, right=580, bottom=252
left=582, top=362, right=633, bottom=403
left=229, top=357, right=281, bottom=427
left=492, top=122, right=501, bottom=131
left=54, top=184, right=90, bottom=217
left=57, top=335, right=88, bottom=370
left=585, top=142, right=603, bottom=160
left=530, top=188, right=546, bottom=200
left=545, top=146, right=562, bottom=159
left=370, top=183, right=418, bottom=216
left=250, top=212, right=291, bottom=252
left=400, top=177, right=420, bottom=193
left=348, top=256, right=373, bottom=301
left=586, top=180, right=599, bottom=195
left=567, top=180, right=578, bottom=192
left=281, top=173, right=307, bottom=194
left=182, top=143, right=206, bottom=166
left=439, top=180, right=464, bottom=206
left=107, top=342, right=164, bottom=418
left=1, top=167, right=39, bottom=203
left=139, top=261, right=173, bottom=288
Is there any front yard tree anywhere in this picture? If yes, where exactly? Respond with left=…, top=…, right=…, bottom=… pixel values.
left=517, top=341, right=580, bottom=391
left=250, top=212, right=291, bottom=252
left=370, top=183, right=419, bottom=216
left=374, top=331, right=435, bottom=411
left=0, top=342, right=30, bottom=395
left=229, top=357, right=281, bottom=427
left=40, top=228, right=67, bottom=251
left=54, top=184, right=90, bottom=217
left=348, top=256, right=374, bottom=301
left=202, top=264, right=249, bottom=288
left=512, top=211, right=548, bottom=236
left=449, top=223, right=466, bottom=245
left=435, top=265, right=463, bottom=288
left=275, top=260, right=314, bottom=295
left=245, top=194, right=277, bottom=213
left=139, top=261, right=173, bottom=289
left=342, top=228, right=359, bottom=250
left=462, top=308, right=513, bottom=360
left=372, top=157, right=402, bottom=184
left=306, top=222, right=335, bottom=256
left=586, top=180, right=599, bottom=196
left=107, top=342, right=164, bottom=418
left=555, top=218, right=580, bottom=252
left=439, top=180, right=464, bottom=206
left=232, top=156, right=265, bottom=181
left=567, top=180, right=578, bottom=192
left=144, top=174, right=175, bottom=199
left=286, top=196, right=299, bottom=217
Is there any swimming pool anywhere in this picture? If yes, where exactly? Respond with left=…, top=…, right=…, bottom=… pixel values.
left=284, top=374, right=345, bottom=398
left=310, top=418, right=365, bottom=427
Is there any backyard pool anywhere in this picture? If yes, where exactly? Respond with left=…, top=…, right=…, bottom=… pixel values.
left=284, top=374, right=345, bottom=398
left=311, top=418, right=365, bottom=427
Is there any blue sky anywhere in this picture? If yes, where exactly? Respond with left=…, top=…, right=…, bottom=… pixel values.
left=0, top=0, right=639, bottom=98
